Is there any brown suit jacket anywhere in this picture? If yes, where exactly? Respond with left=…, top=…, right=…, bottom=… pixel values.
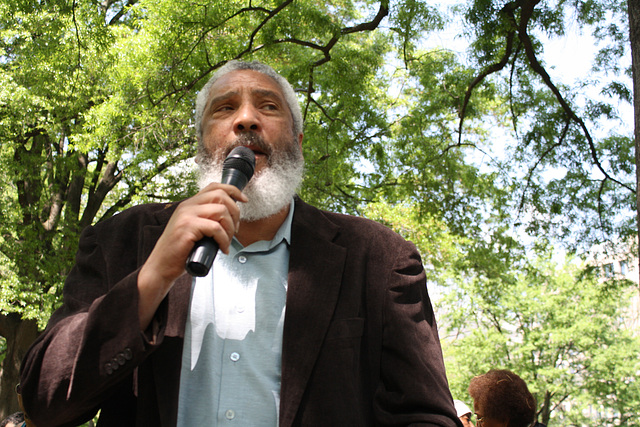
left=19, top=197, right=461, bottom=427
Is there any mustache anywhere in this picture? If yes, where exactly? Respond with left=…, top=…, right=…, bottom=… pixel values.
left=222, top=133, right=273, bottom=160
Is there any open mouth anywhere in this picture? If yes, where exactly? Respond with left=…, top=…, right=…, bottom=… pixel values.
left=241, top=143, right=272, bottom=160
left=246, top=146, right=266, bottom=156
left=225, top=134, right=272, bottom=161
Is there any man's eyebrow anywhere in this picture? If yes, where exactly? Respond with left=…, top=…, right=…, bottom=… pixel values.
left=206, top=90, right=239, bottom=111
left=252, top=88, right=284, bottom=101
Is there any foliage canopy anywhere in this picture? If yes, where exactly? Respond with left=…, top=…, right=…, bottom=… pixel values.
left=0, top=0, right=636, bottom=421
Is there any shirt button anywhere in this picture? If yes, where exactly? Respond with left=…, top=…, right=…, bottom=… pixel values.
left=225, top=409, right=235, bottom=420
left=230, top=352, right=240, bottom=362
left=238, top=255, right=247, bottom=264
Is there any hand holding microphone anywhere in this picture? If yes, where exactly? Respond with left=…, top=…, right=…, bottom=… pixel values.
left=185, top=146, right=255, bottom=277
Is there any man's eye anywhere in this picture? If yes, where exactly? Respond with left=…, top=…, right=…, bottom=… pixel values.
left=214, top=105, right=234, bottom=112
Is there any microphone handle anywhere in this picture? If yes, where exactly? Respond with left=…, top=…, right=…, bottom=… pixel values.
left=185, top=236, right=219, bottom=277
left=185, top=170, right=251, bottom=277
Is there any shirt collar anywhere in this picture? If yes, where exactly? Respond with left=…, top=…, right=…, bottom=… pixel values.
left=273, top=197, right=295, bottom=246
left=232, top=198, right=295, bottom=252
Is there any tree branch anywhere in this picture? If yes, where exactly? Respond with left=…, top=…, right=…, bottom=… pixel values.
left=513, top=0, right=634, bottom=193
left=107, top=0, right=138, bottom=26
left=99, top=152, right=191, bottom=221
left=457, top=25, right=515, bottom=144
left=149, top=0, right=388, bottom=108
left=311, top=1, right=389, bottom=68
left=80, top=161, right=123, bottom=229
left=517, top=119, right=571, bottom=215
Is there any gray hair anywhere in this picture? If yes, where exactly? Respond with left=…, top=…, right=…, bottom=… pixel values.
left=194, top=60, right=303, bottom=142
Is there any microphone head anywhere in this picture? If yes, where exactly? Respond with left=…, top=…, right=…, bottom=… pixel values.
left=221, top=146, right=256, bottom=189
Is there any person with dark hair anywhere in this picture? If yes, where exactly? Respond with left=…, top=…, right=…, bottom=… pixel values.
left=468, top=369, right=536, bottom=427
left=18, top=60, right=461, bottom=426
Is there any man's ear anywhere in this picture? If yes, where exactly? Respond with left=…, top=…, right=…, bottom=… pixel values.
left=297, top=133, right=303, bottom=151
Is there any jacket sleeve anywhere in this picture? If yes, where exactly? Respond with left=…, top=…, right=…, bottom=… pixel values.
left=372, top=236, right=462, bottom=427
left=19, top=220, right=168, bottom=427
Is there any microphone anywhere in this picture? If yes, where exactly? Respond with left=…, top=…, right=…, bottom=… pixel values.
left=185, top=146, right=256, bottom=277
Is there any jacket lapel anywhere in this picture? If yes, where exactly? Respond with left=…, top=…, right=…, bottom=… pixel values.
left=279, top=199, right=346, bottom=427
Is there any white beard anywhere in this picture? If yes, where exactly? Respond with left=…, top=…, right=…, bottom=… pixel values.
left=197, top=141, right=304, bottom=222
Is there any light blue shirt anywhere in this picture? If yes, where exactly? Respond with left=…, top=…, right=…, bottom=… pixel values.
left=177, top=201, right=294, bottom=426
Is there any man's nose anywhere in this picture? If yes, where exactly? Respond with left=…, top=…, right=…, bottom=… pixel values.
left=234, top=104, right=260, bottom=132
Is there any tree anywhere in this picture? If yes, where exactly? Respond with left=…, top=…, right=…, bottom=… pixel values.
left=457, top=0, right=635, bottom=254
left=365, top=199, right=640, bottom=424
left=438, top=4, right=640, bottom=419
left=440, top=248, right=640, bottom=425
left=629, top=0, right=640, bottom=286
left=0, top=0, right=636, bottom=421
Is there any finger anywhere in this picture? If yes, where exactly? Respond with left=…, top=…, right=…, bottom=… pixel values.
left=185, top=215, right=235, bottom=254
left=197, top=207, right=237, bottom=253
left=193, top=185, right=245, bottom=233
left=176, top=199, right=237, bottom=244
left=198, top=182, right=248, bottom=204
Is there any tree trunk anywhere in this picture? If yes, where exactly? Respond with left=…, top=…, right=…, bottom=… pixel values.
left=629, top=0, right=640, bottom=295
left=0, top=314, right=39, bottom=419
left=540, top=389, right=551, bottom=425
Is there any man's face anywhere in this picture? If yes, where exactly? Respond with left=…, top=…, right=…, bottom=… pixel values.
left=197, top=69, right=305, bottom=221
left=200, top=69, right=303, bottom=174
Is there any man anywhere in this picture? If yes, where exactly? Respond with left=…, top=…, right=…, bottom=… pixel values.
left=19, top=60, right=461, bottom=426
left=468, top=369, right=536, bottom=427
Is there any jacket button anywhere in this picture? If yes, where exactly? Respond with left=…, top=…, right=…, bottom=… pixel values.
left=116, top=353, right=127, bottom=365
left=105, top=363, right=113, bottom=375
left=123, top=348, right=133, bottom=360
